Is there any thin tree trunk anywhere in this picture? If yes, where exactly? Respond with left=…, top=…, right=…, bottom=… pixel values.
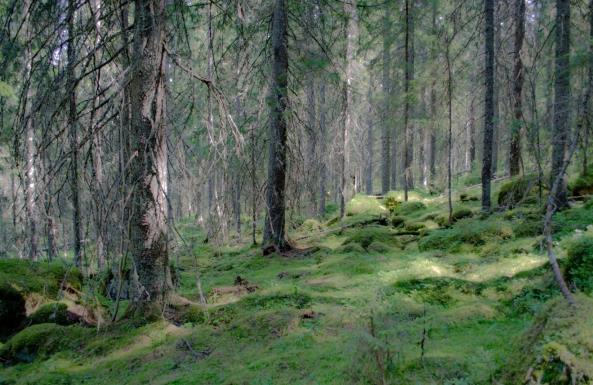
left=381, top=1, right=391, bottom=194
left=510, top=0, right=525, bottom=176
left=404, top=0, right=415, bottom=201
left=551, top=0, right=570, bottom=209
left=318, top=80, right=327, bottom=217
left=366, top=77, right=374, bottom=194
left=482, top=0, right=495, bottom=212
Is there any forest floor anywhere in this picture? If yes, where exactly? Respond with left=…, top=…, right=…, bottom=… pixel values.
left=1, top=179, right=593, bottom=384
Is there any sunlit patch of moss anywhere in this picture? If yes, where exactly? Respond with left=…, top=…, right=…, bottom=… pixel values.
left=345, top=194, right=388, bottom=216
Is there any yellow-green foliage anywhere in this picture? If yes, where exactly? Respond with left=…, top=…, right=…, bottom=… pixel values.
left=345, top=194, right=388, bottom=216
left=383, top=196, right=401, bottom=212
left=499, top=294, right=593, bottom=384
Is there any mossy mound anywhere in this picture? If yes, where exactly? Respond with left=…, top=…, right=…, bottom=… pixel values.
left=404, top=222, right=425, bottom=232
left=345, top=194, right=388, bottom=216
left=497, top=175, right=544, bottom=208
left=29, top=302, right=75, bottom=326
left=0, top=283, right=26, bottom=339
left=419, top=218, right=513, bottom=251
left=299, top=219, right=323, bottom=232
left=0, top=323, right=89, bottom=364
left=451, top=208, right=473, bottom=222
left=392, top=201, right=427, bottom=216
left=563, top=232, right=593, bottom=293
left=570, top=166, right=593, bottom=197
left=390, top=215, right=405, bottom=228
left=366, top=241, right=392, bottom=253
left=0, top=259, right=83, bottom=297
left=499, top=294, right=593, bottom=384
left=342, top=227, right=398, bottom=250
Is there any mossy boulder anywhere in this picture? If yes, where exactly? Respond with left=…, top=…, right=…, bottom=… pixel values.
left=497, top=175, right=544, bottom=208
left=451, top=208, right=473, bottom=222
left=342, top=227, right=396, bottom=250
left=570, top=166, right=593, bottom=197
left=390, top=215, right=405, bottom=228
left=0, top=283, right=26, bottom=339
left=0, top=259, right=83, bottom=297
left=0, top=323, right=88, bottom=364
left=564, top=233, right=593, bottom=293
left=29, top=303, right=76, bottom=326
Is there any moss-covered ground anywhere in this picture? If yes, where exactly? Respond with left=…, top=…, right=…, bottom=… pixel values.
left=1, top=181, right=592, bottom=384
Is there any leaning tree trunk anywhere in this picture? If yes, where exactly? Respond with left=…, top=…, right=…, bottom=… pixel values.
left=127, top=0, right=171, bottom=310
left=482, top=0, right=495, bottom=212
left=263, top=0, right=289, bottom=252
left=551, top=0, right=570, bottom=209
left=510, top=0, right=525, bottom=177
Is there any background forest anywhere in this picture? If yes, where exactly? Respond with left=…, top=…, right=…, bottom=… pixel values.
left=0, top=0, right=593, bottom=384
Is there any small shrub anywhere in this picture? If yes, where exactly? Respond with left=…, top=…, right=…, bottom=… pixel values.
left=384, top=196, right=401, bottom=213
left=391, top=215, right=405, bottom=228
left=29, top=303, right=72, bottom=326
left=451, top=208, right=473, bottom=222
left=564, top=234, right=593, bottom=293
left=393, top=201, right=427, bottom=216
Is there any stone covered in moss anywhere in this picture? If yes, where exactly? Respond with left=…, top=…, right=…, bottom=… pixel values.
left=29, top=302, right=75, bottom=326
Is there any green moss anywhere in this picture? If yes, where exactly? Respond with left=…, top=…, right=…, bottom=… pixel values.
left=345, top=194, right=388, bottom=216
left=564, top=233, right=593, bottom=293
left=241, top=291, right=312, bottom=311
left=497, top=175, right=544, bottom=208
left=300, top=219, right=323, bottom=232
left=393, top=201, right=427, bottom=216
left=451, top=208, right=473, bottom=222
left=404, top=222, right=425, bottom=232
left=0, top=259, right=82, bottom=297
left=29, top=303, right=72, bottom=326
left=366, top=241, right=392, bottom=253
left=0, top=283, right=26, bottom=339
left=499, top=294, right=593, bottom=384
left=342, top=227, right=396, bottom=250
left=570, top=165, right=593, bottom=196
left=0, top=323, right=88, bottom=363
left=391, top=215, right=405, bottom=228
left=419, top=218, right=513, bottom=251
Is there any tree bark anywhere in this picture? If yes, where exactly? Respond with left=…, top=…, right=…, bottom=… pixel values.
left=381, top=1, right=391, bottom=194
left=482, top=0, right=495, bottom=212
left=510, top=0, right=525, bottom=176
left=263, top=0, right=289, bottom=251
left=366, top=77, right=374, bottom=194
left=127, top=0, right=171, bottom=309
left=404, top=0, right=415, bottom=201
left=551, top=0, right=570, bottom=209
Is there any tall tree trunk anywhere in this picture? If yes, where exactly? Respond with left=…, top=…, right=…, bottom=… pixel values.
left=551, top=0, right=570, bottom=209
left=67, top=0, right=83, bottom=268
left=381, top=1, right=391, bottom=194
left=22, top=0, right=38, bottom=261
left=492, top=9, right=500, bottom=177
left=366, top=77, right=374, bottom=194
left=127, top=0, right=171, bottom=310
left=318, top=80, right=327, bottom=217
left=482, top=0, right=495, bottom=212
left=340, top=0, right=357, bottom=218
left=404, top=0, right=415, bottom=201
left=510, top=0, right=525, bottom=176
left=263, top=0, right=289, bottom=251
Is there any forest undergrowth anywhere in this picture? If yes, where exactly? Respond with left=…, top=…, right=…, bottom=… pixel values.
left=1, top=179, right=593, bottom=385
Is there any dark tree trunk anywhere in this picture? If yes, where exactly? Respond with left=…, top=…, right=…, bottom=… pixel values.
left=318, top=80, right=327, bottom=217
left=127, top=0, right=171, bottom=309
left=551, top=0, right=570, bottom=209
left=482, top=0, right=495, bottom=211
left=510, top=0, right=525, bottom=177
left=263, top=0, right=289, bottom=251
